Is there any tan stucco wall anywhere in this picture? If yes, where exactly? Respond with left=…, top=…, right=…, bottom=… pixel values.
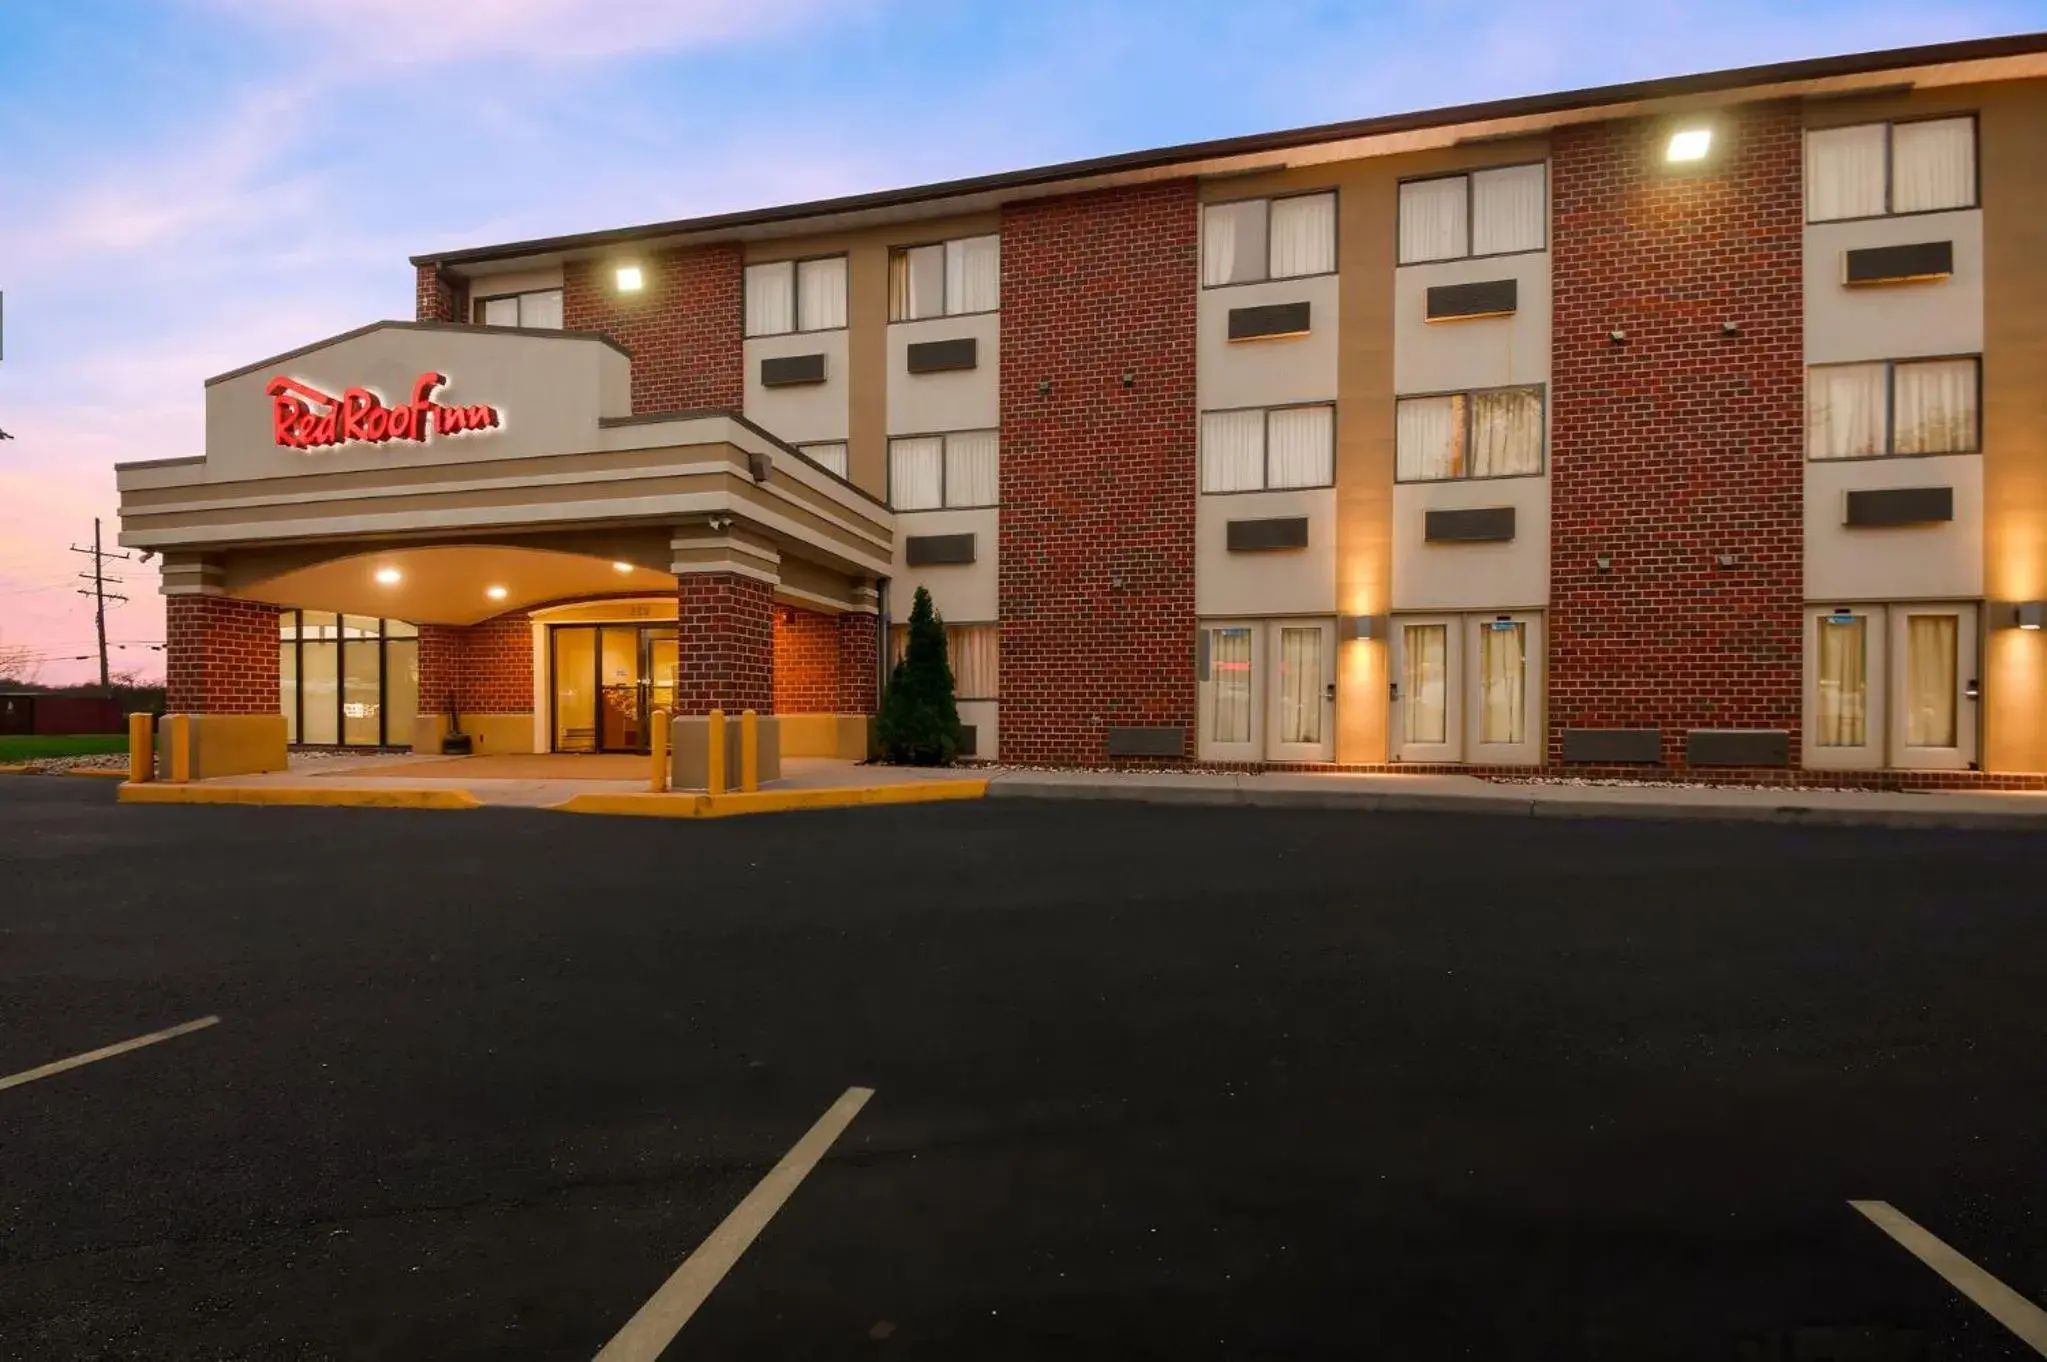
left=744, top=329, right=851, bottom=445
left=1391, top=476, right=1551, bottom=611
left=1393, top=250, right=1551, bottom=395
left=886, top=311, right=1001, bottom=436
left=412, top=712, right=535, bottom=755
left=1195, top=487, right=1337, bottom=617
left=779, top=713, right=873, bottom=760
left=187, top=714, right=290, bottom=779
left=1197, top=273, right=1340, bottom=410
left=892, top=506, right=998, bottom=622
left=1804, top=209, right=1982, bottom=364
left=1805, top=454, right=1985, bottom=603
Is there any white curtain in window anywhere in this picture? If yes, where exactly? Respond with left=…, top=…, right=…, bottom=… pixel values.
left=1277, top=627, right=1323, bottom=745
left=519, top=289, right=563, bottom=330
left=1200, top=409, right=1266, bottom=492
left=796, top=257, right=847, bottom=330
left=1398, top=177, right=1467, bottom=263
left=1905, top=613, right=1958, bottom=747
left=482, top=296, right=519, bottom=327
left=1893, top=358, right=1977, bottom=454
left=1892, top=117, right=1976, bottom=215
left=889, top=436, right=943, bottom=510
left=1471, top=164, right=1545, bottom=256
left=943, top=431, right=999, bottom=507
left=1209, top=627, right=1253, bottom=744
left=949, top=624, right=1000, bottom=700
left=1815, top=616, right=1867, bottom=747
left=802, top=442, right=848, bottom=477
left=946, top=235, right=1001, bottom=314
left=1202, top=200, right=1266, bottom=287
left=745, top=261, right=794, bottom=336
left=1478, top=622, right=1524, bottom=745
left=1469, top=388, right=1542, bottom=477
left=892, top=244, right=944, bottom=321
left=1396, top=395, right=1464, bottom=481
left=1269, top=193, right=1335, bottom=278
left=1267, top=405, right=1334, bottom=488
left=1402, top=624, right=1447, bottom=744
left=1806, top=124, right=1887, bottom=221
left=1807, top=364, right=1888, bottom=459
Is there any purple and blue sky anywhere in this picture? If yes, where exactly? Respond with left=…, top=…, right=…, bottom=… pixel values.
left=2, top=0, right=2040, bottom=683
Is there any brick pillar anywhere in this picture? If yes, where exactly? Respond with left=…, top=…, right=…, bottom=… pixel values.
left=415, top=264, right=464, bottom=323
left=1548, top=104, right=1804, bottom=768
left=835, top=611, right=880, bottom=715
left=165, top=596, right=281, bottom=714
left=417, top=624, right=461, bottom=717
left=772, top=606, right=838, bottom=714
left=675, top=573, right=774, bottom=714
left=564, top=244, right=743, bottom=415
left=457, top=611, right=535, bottom=714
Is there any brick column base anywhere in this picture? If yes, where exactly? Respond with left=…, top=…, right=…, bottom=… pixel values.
left=676, top=572, right=774, bottom=714
left=165, top=595, right=281, bottom=714
left=835, top=611, right=879, bottom=715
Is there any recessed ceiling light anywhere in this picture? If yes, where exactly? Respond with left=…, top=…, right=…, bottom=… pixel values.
left=374, top=567, right=402, bottom=585
left=612, top=561, right=633, bottom=573
left=616, top=264, right=643, bottom=292
left=1666, top=127, right=1712, bottom=163
left=486, top=585, right=508, bottom=601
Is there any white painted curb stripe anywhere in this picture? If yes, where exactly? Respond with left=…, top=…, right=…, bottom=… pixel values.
left=1850, top=1199, right=2047, bottom=1355
left=0, top=1015, right=221, bottom=1093
left=594, top=1085, right=875, bottom=1362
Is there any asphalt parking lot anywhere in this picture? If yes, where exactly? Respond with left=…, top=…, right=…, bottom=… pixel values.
left=3, top=776, right=2046, bottom=1360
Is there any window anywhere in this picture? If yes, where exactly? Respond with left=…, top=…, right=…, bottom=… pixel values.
left=474, top=288, right=563, bottom=329
left=1815, top=613, right=1869, bottom=748
left=798, top=441, right=849, bottom=478
left=888, top=234, right=1000, bottom=321
left=1199, top=404, right=1334, bottom=493
left=1807, top=357, right=1979, bottom=459
left=1806, top=117, right=1976, bottom=222
left=279, top=611, right=419, bottom=748
left=1395, top=386, right=1544, bottom=481
left=744, top=256, right=847, bottom=336
left=888, top=430, right=998, bottom=510
left=1201, top=191, right=1336, bottom=287
left=1397, top=164, right=1546, bottom=264
left=889, top=622, right=1000, bottom=700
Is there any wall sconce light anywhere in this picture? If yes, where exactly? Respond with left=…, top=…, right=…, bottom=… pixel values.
left=1339, top=614, right=1384, bottom=641
left=1717, top=552, right=1737, bottom=569
left=1721, top=320, right=1742, bottom=337
left=1666, top=127, right=1713, bottom=163
left=1120, top=371, right=1135, bottom=389
left=616, top=264, right=644, bottom=292
left=1037, top=378, right=1052, bottom=396
left=1595, top=555, right=1613, bottom=573
left=1608, top=329, right=1627, bottom=345
left=2017, top=601, right=2046, bottom=630
left=746, top=449, right=771, bottom=482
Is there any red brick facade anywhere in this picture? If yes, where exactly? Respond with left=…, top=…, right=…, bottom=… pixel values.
left=416, top=612, right=532, bottom=716
left=675, top=573, right=774, bottom=714
left=835, top=611, right=879, bottom=715
left=998, top=181, right=1199, bottom=764
left=414, top=264, right=465, bottom=324
left=563, top=246, right=743, bottom=415
left=166, top=595, right=281, bottom=714
left=1548, top=106, right=1805, bottom=767
left=772, top=606, right=838, bottom=713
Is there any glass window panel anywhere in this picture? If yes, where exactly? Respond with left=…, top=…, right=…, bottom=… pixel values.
left=1396, top=395, right=1465, bottom=480
left=1277, top=626, right=1322, bottom=745
left=1815, top=615, right=1868, bottom=747
left=279, top=640, right=297, bottom=744
left=745, top=261, right=794, bottom=336
left=949, top=624, right=1000, bottom=700
left=279, top=610, right=298, bottom=639
left=946, top=235, right=1001, bottom=314
left=1202, top=200, right=1267, bottom=286
left=888, top=624, right=907, bottom=671
left=384, top=618, right=418, bottom=639
left=1891, top=117, right=1975, bottom=214
left=1892, top=358, right=1978, bottom=454
left=1905, top=613, right=1958, bottom=748
left=1402, top=624, right=1447, bottom=744
left=385, top=638, right=418, bottom=750
left=944, top=431, right=999, bottom=508
left=342, top=614, right=379, bottom=638
left=1469, top=387, right=1542, bottom=477
left=552, top=627, right=597, bottom=753
left=1268, top=193, right=1335, bottom=278
left=1805, top=124, right=1887, bottom=221
left=300, top=641, right=338, bottom=744
left=519, top=289, right=563, bottom=329
left=1201, top=409, right=1266, bottom=492
left=1398, top=176, right=1467, bottom=263
left=1479, top=621, right=1525, bottom=745
left=301, top=610, right=338, bottom=640
left=889, top=436, right=944, bottom=510
left=896, top=244, right=943, bottom=321
left=801, top=442, right=849, bottom=477
left=481, top=296, right=519, bottom=326
left=1471, top=164, right=1545, bottom=255
left=1267, top=405, right=1334, bottom=488
left=342, top=639, right=380, bottom=745
left=1807, top=363, right=1889, bottom=459
left=796, top=256, right=847, bottom=330
left=1209, top=627, right=1253, bottom=744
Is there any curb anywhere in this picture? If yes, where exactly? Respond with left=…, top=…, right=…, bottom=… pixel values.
left=116, top=783, right=482, bottom=810
left=555, top=779, right=989, bottom=819
left=64, top=768, right=130, bottom=780
left=986, top=779, right=2047, bottom=831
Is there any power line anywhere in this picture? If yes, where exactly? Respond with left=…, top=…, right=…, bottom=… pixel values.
left=68, top=518, right=131, bottom=693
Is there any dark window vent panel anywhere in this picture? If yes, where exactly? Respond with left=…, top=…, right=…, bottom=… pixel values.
left=1424, top=506, right=1516, bottom=542
left=1843, top=240, right=1954, bottom=286
left=1426, top=277, right=1519, bottom=321
left=1226, top=517, right=1310, bottom=552
left=1227, top=301, right=1312, bottom=341
left=906, top=337, right=978, bottom=373
left=759, top=352, right=827, bottom=387
left=904, top=533, right=976, bottom=567
left=1561, top=728, right=1662, bottom=764
left=1104, top=726, right=1185, bottom=758
left=1845, top=486, right=1953, bottom=527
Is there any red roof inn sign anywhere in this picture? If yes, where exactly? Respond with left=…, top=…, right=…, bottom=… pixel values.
left=267, top=372, right=501, bottom=450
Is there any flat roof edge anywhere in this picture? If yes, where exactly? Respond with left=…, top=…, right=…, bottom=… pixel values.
left=203, top=321, right=632, bottom=388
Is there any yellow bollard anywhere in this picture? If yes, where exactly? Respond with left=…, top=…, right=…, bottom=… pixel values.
left=128, top=712, right=154, bottom=784
left=649, top=709, right=670, bottom=793
left=706, top=709, right=727, bottom=796
left=167, top=713, right=192, bottom=784
left=740, top=709, right=759, bottom=793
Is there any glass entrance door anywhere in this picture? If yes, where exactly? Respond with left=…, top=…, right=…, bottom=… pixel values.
left=551, top=624, right=679, bottom=753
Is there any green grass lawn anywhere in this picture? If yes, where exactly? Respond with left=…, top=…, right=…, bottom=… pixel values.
left=0, top=733, right=132, bottom=762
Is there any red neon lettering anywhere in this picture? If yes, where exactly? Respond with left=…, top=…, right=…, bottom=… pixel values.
left=263, top=372, right=500, bottom=451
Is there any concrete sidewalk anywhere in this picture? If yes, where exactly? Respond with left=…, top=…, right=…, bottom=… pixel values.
left=986, top=769, right=2047, bottom=830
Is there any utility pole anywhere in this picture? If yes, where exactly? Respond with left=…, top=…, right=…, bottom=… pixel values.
left=70, top=518, right=130, bottom=693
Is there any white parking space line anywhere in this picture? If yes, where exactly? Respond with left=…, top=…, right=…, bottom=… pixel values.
left=0, top=1015, right=221, bottom=1093
left=1850, top=1199, right=2047, bottom=1355
left=594, top=1085, right=875, bottom=1362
